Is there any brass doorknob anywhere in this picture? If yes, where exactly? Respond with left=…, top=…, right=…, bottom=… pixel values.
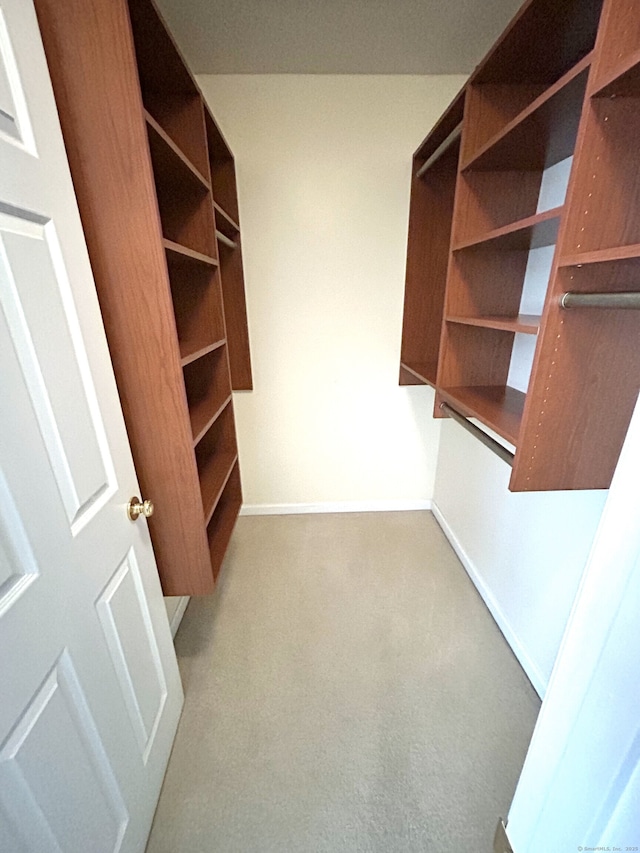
left=127, top=496, right=154, bottom=521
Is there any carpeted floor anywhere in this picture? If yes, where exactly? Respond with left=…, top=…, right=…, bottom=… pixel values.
left=146, top=511, right=540, bottom=853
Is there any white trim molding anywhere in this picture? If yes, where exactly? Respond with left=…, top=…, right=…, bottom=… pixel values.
left=431, top=500, right=546, bottom=697
left=239, top=499, right=432, bottom=516
left=168, top=596, right=189, bottom=638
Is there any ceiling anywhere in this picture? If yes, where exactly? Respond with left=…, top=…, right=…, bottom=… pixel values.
left=154, top=0, right=524, bottom=75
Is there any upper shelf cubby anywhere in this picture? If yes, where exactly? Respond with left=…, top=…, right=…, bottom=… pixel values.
left=461, top=0, right=603, bottom=165
left=413, top=86, right=465, bottom=178
left=127, top=0, right=210, bottom=179
left=205, top=110, right=239, bottom=225
left=471, top=0, right=602, bottom=86
left=462, top=56, right=591, bottom=172
left=590, top=0, right=640, bottom=96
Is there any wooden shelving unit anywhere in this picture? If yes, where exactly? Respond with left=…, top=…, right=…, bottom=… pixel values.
left=439, top=385, right=525, bottom=446
left=446, top=315, right=540, bottom=334
left=207, top=462, right=242, bottom=580
left=460, top=53, right=592, bottom=172
left=400, top=0, right=640, bottom=490
left=442, top=0, right=605, bottom=461
left=206, top=112, right=253, bottom=391
left=452, top=207, right=562, bottom=252
left=35, top=0, right=254, bottom=593
left=399, top=87, right=465, bottom=389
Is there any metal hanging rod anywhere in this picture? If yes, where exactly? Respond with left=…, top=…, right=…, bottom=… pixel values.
left=216, top=230, right=237, bottom=250
left=439, top=402, right=515, bottom=466
left=561, top=291, right=640, bottom=310
left=416, top=124, right=462, bottom=179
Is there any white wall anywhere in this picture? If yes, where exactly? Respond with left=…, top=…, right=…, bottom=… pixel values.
left=199, top=75, right=465, bottom=511
left=433, top=430, right=607, bottom=695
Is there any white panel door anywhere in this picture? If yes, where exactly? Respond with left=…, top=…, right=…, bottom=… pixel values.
left=0, top=0, right=183, bottom=850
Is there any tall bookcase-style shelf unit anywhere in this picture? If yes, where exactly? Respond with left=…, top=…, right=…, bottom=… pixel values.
left=35, top=0, right=253, bottom=593
left=400, top=0, right=640, bottom=492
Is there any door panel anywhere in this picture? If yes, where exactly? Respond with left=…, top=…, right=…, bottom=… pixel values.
left=96, top=554, right=168, bottom=761
left=0, top=653, right=129, bottom=853
left=0, top=8, right=35, bottom=151
left=0, top=212, right=115, bottom=529
left=0, top=469, right=39, bottom=613
left=0, top=0, right=183, bottom=848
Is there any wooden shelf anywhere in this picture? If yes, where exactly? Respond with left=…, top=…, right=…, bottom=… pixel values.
left=184, top=344, right=233, bottom=444
left=128, top=0, right=211, bottom=178
left=463, top=54, right=592, bottom=172
left=191, top=394, right=232, bottom=447
left=205, top=109, right=252, bottom=391
left=592, top=49, right=640, bottom=97
left=439, top=385, right=525, bottom=446
left=145, top=110, right=210, bottom=191
left=205, top=110, right=239, bottom=223
left=166, top=250, right=226, bottom=363
left=400, top=107, right=461, bottom=390
left=415, top=86, right=466, bottom=172
left=180, top=338, right=225, bottom=367
left=470, top=0, right=600, bottom=87
left=446, top=315, right=540, bottom=334
left=559, top=244, right=640, bottom=267
left=214, top=201, right=240, bottom=236
left=589, top=0, right=640, bottom=99
left=453, top=207, right=562, bottom=251
left=154, top=175, right=216, bottom=257
left=400, top=361, right=438, bottom=387
left=416, top=127, right=461, bottom=179
left=195, top=400, right=238, bottom=524
left=200, top=451, right=238, bottom=525
left=207, top=462, right=241, bottom=580
left=163, top=238, right=218, bottom=267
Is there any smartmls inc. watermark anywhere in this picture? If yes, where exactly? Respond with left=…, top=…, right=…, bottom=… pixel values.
left=577, top=847, right=639, bottom=851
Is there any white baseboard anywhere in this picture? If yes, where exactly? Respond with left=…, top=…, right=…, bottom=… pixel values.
left=431, top=501, right=546, bottom=698
left=169, top=596, right=190, bottom=638
left=239, top=499, right=432, bottom=516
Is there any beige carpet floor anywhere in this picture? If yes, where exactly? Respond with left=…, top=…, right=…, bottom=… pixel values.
left=146, top=511, right=540, bottom=853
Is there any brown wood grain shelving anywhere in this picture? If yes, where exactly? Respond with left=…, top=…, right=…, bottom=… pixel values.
left=589, top=3, right=640, bottom=98
left=559, top=244, right=640, bottom=267
left=34, top=0, right=252, bottom=594
left=446, top=315, right=540, bottom=334
left=439, top=385, right=524, bottom=446
left=194, top=400, right=238, bottom=524
left=163, top=238, right=218, bottom=266
left=399, top=90, right=464, bottom=387
left=180, top=338, right=225, bottom=367
left=462, top=53, right=592, bottom=172
left=191, top=394, right=232, bottom=447
left=207, top=463, right=242, bottom=579
left=400, top=0, right=640, bottom=491
left=214, top=200, right=240, bottom=235
left=184, top=345, right=233, bottom=443
left=400, top=361, right=438, bottom=387
left=145, top=110, right=210, bottom=190
left=200, top=451, right=238, bottom=525
left=591, top=49, right=640, bottom=97
left=453, top=207, right=562, bottom=252
left=204, top=110, right=253, bottom=390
